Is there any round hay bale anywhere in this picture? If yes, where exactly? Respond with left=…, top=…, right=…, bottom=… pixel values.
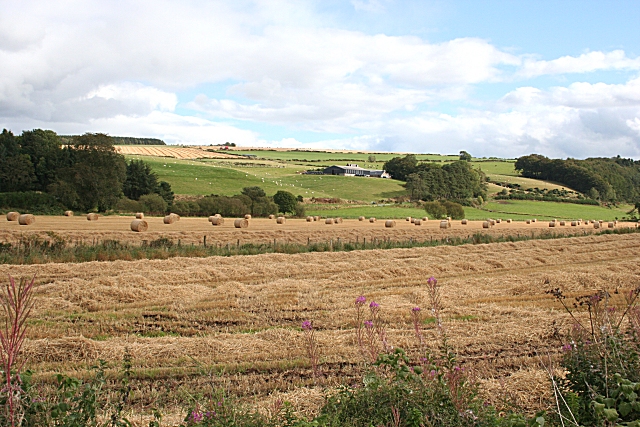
left=526, top=219, right=531, bottom=224
left=170, top=213, right=180, bottom=221
left=64, top=210, right=74, bottom=217
left=163, top=215, right=175, bottom=224
left=559, top=221, right=566, bottom=226
left=406, top=217, right=412, bottom=222
left=578, top=219, right=583, bottom=222
left=234, top=219, right=249, bottom=228
left=549, top=221, right=556, bottom=227
left=422, top=217, right=428, bottom=221
left=211, top=217, right=224, bottom=226
left=244, top=214, right=251, bottom=220
left=461, top=219, right=468, bottom=225
left=532, top=218, right=537, bottom=223
left=306, top=216, right=314, bottom=222
left=359, top=216, right=365, bottom=221
left=446, top=216, right=452, bottom=221
left=314, top=216, right=320, bottom=221
left=482, top=221, right=490, bottom=229
left=268, top=214, right=275, bottom=219
left=594, top=222, right=600, bottom=229
left=130, top=219, right=148, bottom=232
left=598, top=220, right=603, bottom=224
left=385, top=220, right=396, bottom=228
left=18, top=214, right=35, bottom=225
left=214, top=213, right=222, bottom=217
left=208, top=216, right=215, bottom=222
left=335, top=217, right=343, bottom=224
left=414, top=219, right=422, bottom=225
left=506, top=219, right=512, bottom=223
left=325, top=218, right=334, bottom=224
left=608, top=222, right=615, bottom=228
left=369, top=217, right=376, bottom=223
left=571, top=221, right=577, bottom=226
left=135, top=212, right=144, bottom=219
left=6, top=212, right=19, bottom=221
left=496, top=218, right=502, bottom=223
left=87, top=213, right=99, bottom=221
left=276, top=217, right=286, bottom=224
left=440, top=220, right=451, bottom=229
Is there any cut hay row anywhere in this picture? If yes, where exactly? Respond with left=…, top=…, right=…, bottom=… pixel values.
left=3, top=233, right=640, bottom=419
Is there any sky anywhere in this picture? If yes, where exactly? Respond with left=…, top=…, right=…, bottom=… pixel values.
left=1, top=0, right=639, bottom=159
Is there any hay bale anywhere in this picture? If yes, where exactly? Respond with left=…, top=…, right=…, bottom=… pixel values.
left=369, top=217, right=376, bottom=223
left=559, top=221, right=566, bottom=226
left=6, top=211, right=19, bottom=221
left=268, top=214, right=275, bottom=219
left=64, top=210, right=74, bottom=217
left=526, top=219, right=531, bottom=224
left=594, top=222, right=600, bottom=229
left=130, top=219, right=148, bottom=232
left=482, top=221, right=490, bottom=228
left=506, top=219, right=512, bottom=223
left=276, top=217, right=286, bottom=224
left=18, top=214, right=35, bottom=225
left=335, top=217, right=343, bottom=224
left=211, top=217, right=224, bottom=226
left=608, top=222, right=615, bottom=228
left=244, top=214, right=251, bottom=220
left=549, top=221, right=556, bottom=227
left=163, top=215, right=175, bottom=224
left=532, top=218, right=537, bottom=223
left=414, top=219, right=422, bottom=225
left=490, top=220, right=496, bottom=226
left=571, top=221, right=577, bottom=226
left=422, top=217, right=428, bottom=221
left=87, top=213, right=99, bottom=221
left=135, top=212, right=144, bottom=219
left=406, top=217, right=412, bottom=222
left=496, top=219, right=502, bottom=223
left=314, top=216, right=320, bottom=221
left=359, top=216, right=365, bottom=221
left=440, top=220, right=451, bottom=229
left=306, top=216, right=314, bottom=222
left=385, top=220, right=396, bottom=228
left=325, top=218, right=334, bottom=224
left=234, top=219, right=249, bottom=228
left=208, top=216, right=215, bottom=222
left=170, top=213, right=180, bottom=221
left=461, top=219, right=468, bottom=225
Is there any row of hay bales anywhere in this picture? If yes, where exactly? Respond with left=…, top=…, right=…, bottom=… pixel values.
left=6, top=212, right=35, bottom=225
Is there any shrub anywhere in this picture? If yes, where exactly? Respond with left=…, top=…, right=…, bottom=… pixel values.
left=0, top=191, right=66, bottom=215
left=424, top=201, right=447, bottom=219
left=115, top=197, right=144, bottom=213
left=441, top=201, right=465, bottom=219
left=139, top=193, right=167, bottom=214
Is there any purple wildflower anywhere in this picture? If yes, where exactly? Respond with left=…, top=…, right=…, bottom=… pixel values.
left=412, top=307, right=421, bottom=312
left=562, top=343, right=573, bottom=352
left=369, top=301, right=379, bottom=308
left=427, top=276, right=437, bottom=285
left=355, top=295, right=366, bottom=305
left=301, top=320, right=313, bottom=330
left=191, top=410, right=204, bottom=422
left=364, top=320, right=373, bottom=328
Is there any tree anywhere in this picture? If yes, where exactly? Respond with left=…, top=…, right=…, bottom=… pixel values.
left=368, top=155, right=376, bottom=163
left=139, top=194, right=167, bottom=214
left=273, top=190, right=298, bottom=214
left=424, top=201, right=447, bottom=219
left=241, top=186, right=267, bottom=215
left=383, top=155, right=418, bottom=181
left=123, top=160, right=159, bottom=200
left=17, top=129, right=63, bottom=191
left=156, top=181, right=174, bottom=207
left=459, top=151, right=472, bottom=162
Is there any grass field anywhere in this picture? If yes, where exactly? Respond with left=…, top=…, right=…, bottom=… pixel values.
left=5, top=232, right=640, bottom=423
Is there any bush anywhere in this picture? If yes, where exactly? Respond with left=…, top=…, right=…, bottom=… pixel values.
left=424, top=201, right=447, bottom=219
left=115, top=197, right=144, bottom=213
left=294, top=203, right=306, bottom=218
left=0, top=191, right=66, bottom=215
left=139, top=193, right=167, bottom=214
left=441, top=201, right=465, bottom=219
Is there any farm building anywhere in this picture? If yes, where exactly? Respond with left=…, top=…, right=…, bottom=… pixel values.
left=322, top=164, right=391, bottom=178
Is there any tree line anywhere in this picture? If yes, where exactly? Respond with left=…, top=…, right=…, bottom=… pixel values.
left=383, top=154, right=487, bottom=203
left=515, top=154, right=640, bottom=203
left=60, top=135, right=166, bottom=145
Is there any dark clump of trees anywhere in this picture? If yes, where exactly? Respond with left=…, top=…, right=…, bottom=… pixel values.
left=515, top=154, right=640, bottom=203
left=424, top=200, right=465, bottom=219
left=60, top=135, right=166, bottom=145
left=0, top=128, right=174, bottom=214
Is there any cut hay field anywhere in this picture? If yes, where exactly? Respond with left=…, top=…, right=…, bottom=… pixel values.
left=0, top=215, right=620, bottom=247
left=116, top=145, right=242, bottom=159
left=3, top=233, right=640, bottom=423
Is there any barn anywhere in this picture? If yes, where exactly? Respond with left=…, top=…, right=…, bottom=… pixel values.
left=322, top=164, right=390, bottom=178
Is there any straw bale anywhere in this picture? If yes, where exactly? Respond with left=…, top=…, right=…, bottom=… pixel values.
left=358, top=216, right=365, bottom=221
left=446, top=216, right=452, bottom=221
left=571, top=221, right=577, bottom=226
left=6, top=211, right=19, bottom=221
left=64, top=210, right=74, bottom=217
left=506, top=219, right=512, bottom=223
left=406, top=217, right=412, bottom=222
left=532, top=218, right=537, bottom=222
left=526, top=220, right=531, bottom=224
left=483, top=221, right=490, bottom=229
left=313, top=216, right=320, bottom=221
left=559, top=221, right=566, bottom=226
left=135, top=212, right=144, bottom=219
left=130, top=219, right=148, bottom=232
left=211, top=217, right=224, bottom=226
left=276, top=217, right=286, bottom=224
left=496, top=219, right=502, bottom=223
left=422, top=217, right=428, bottom=221
left=385, top=220, right=396, bottom=228
left=461, top=219, right=468, bottom=225
left=490, top=219, right=496, bottom=226
left=170, top=213, right=180, bottom=221
left=549, top=221, right=556, bottom=227
left=234, top=219, right=249, bottom=228
left=414, top=219, right=422, bottom=225
left=208, top=216, right=215, bottom=222
left=163, top=215, right=176, bottom=224
left=369, top=217, right=376, bottom=223
left=18, top=214, right=35, bottom=225
left=87, top=213, right=99, bottom=221
left=268, top=214, right=275, bottom=219
left=306, top=216, right=314, bottom=222
left=325, top=218, right=334, bottom=224
left=608, top=222, right=615, bottom=228
left=244, top=214, right=252, bottom=220
left=335, top=217, right=343, bottom=224
left=440, top=220, right=451, bottom=229
left=594, top=222, right=600, bottom=229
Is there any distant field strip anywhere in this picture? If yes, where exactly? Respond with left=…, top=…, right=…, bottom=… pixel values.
left=3, top=233, right=640, bottom=418
left=116, top=145, right=241, bottom=159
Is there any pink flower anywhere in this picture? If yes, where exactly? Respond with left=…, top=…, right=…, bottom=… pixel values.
left=355, top=295, right=366, bottom=305
left=412, top=307, right=421, bottom=312
left=369, top=301, right=379, bottom=308
left=427, top=276, right=437, bottom=285
left=301, top=320, right=312, bottom=330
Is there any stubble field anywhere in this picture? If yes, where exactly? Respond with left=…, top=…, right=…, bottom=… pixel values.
left=2, top=219, right=640, bottom=423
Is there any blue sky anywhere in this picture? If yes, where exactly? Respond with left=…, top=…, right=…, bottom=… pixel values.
left=1, top=0, right=639, bottom=158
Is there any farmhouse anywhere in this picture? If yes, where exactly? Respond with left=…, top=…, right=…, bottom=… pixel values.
left=322, top=164, right=391, bottom=178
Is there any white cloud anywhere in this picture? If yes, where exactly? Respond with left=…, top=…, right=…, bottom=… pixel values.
left=518, top=50, right=640, bottom=78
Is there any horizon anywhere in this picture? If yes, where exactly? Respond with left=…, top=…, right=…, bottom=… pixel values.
left=1, top=1, right=639, bottom=159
